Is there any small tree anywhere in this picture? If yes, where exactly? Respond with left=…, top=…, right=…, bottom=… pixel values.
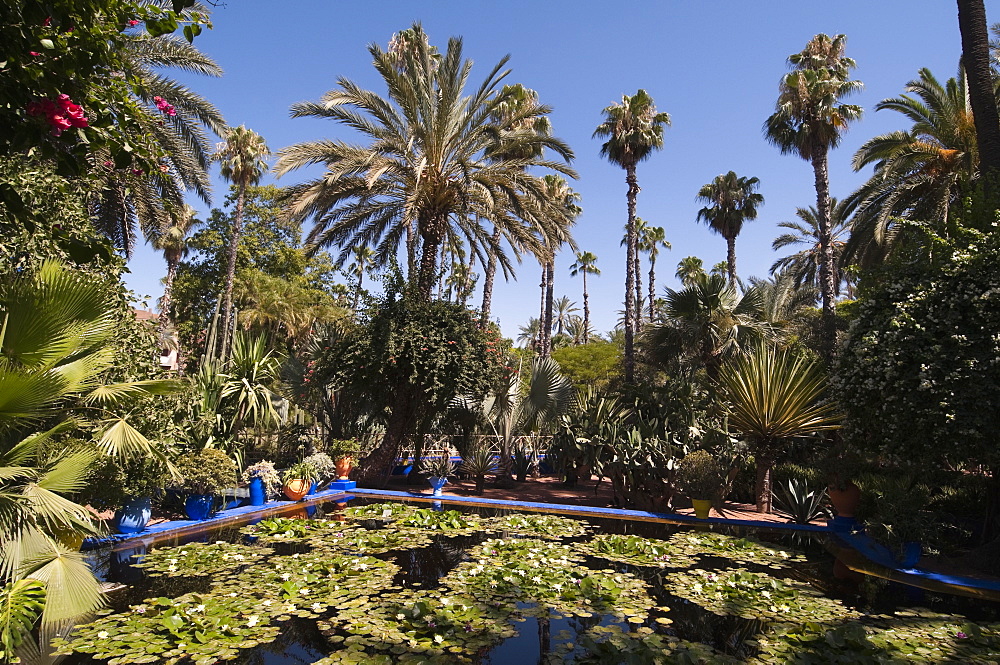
left=718, top=343, right=841, bottom=513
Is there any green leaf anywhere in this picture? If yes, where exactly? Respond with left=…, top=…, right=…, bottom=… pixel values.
left=39, top=39, right=54, bottom=50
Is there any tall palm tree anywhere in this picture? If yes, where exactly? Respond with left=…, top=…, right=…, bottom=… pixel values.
left=214, top=125, right=270, bottom=360
left=569, top=251, right=600, bottom=344
left=639, top=225, right=670, bottom=320
left=764, top=34, right=863, bottom=356
left=695, top=171, right=763, bottom=287
left=517, top=317, right=542, bottom=349
left=843, top=67, right=978, bottom=267
left=719, top=343, right=841, bottom=513
left=152, top=204, right=201, bottom=327
left=91, top=16, right=225, bottom=254
left=537, top=175, right=580, bottom=357
left=593, top=90, right=671, bottom=382
left=771, top=198, right=853, bottom=298
left=480, top=83, right=554, bottom=325
left=957, top=0, right=1000, bottom=185
left=675, top=256, right=706, bottom=287
left=275, top=25, right=575, bottom=301
left=748, top=273, right=819, bottom=335
left=621, top=218, right=649, bottom=323
left=347, top=245, right=375, bottom=311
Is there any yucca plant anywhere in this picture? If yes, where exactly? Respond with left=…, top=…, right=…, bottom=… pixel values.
left=718, top=342, right=841, bottom=513
left=512, top=441, right=536, bottom=482
left=773, top=478, right=831, bottom=524
left=0, top=260, right=182, bottom=644
left=459, top=444, right=496, bottom=494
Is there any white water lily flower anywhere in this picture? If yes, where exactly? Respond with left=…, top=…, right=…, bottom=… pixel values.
left=281, top=573, right=292, bottom=581
left=247, top=615, right=260, bottom=627
left=532, top=576, right=542, bottom=584
left=180, top=550, right=188, bottom=555
left=311, top=603, right=323, bottom=611
left=299, top=588, right=310, bottom=595
left=97, top=631, right=109, bottom=639
left=553, top=583, right=563, bottom=592
left=262, top=599, right=273, bottom=606
left=761, top=590, right=771, bottom=599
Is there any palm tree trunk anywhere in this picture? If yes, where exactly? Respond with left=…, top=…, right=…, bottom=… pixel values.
left=726, top=236, right=737, bottom=288
left=353, top=267, right=364, bottom=312
left=357, top=384, right=416, bottom=486
left=160, top=259, right=178, bottom=329
left=810, top=148, right=837, bottom=358
left=582, top=270, right=590, bottom=344
left=480, top=226, right=500, bottom=326
left=405, top=220, right=416, bottom=282
left=755, top=451, right=775, bottom=513
left=624, top=165, right=639, bottom=383
left=957, top=0, right=1000, bottom=191
left=647, top=255, right=656, bottom=321
left=543, top=260, right=554, bottom=356
left=417, top=218, right=444, bottom=299
left=538, top=264, right=547, bottom=354
left=220, top=184, right=246, bottom=360
left=634, top=248, right=643, bottom=325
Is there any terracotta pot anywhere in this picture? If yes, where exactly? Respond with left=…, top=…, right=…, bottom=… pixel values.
left=334, top=456, right=355, bottom=480
left=691, top=498, right=713, bottom=520
left=283, top=478, right=310, bottom=502
left=828, top=482, right=861, bottom=518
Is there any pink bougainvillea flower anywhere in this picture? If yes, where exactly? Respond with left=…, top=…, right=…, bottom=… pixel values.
left=42, top=17, right=51, bottom=26
left=128, top=19, right=140, bottom=26
left=29, top=51, right=41, bottom=56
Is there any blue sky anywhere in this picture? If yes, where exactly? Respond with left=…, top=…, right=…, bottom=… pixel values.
left=124, top=0, right=967, bottom=339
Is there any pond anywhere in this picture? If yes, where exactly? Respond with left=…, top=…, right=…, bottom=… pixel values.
left=58, top=497, right=1000, bottom=664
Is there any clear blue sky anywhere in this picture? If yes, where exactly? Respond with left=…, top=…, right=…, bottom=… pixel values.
left=123, top=0, right=968, bottom=339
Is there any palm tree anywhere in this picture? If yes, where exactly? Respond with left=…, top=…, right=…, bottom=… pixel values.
left=639, top=225, right=670, bottom=320
left=695, top=171, right=763, bottom=287
left=675, top=256, right=706, bottom=287
left=621, top=218, right=649, bottom=323
left=537, top=175, right=581, bottom=357
left=569, top=251, right=600, bottom=343
left=347, top=245, right=375, bottom=311
left=480, top=83, right=555, bottom=325
left=1, top=261, right=181, bottom=640
left=214, top=125, right=270, bottom=360
left=552, top=296, right=579, bottom=336
left=642, top=273, right=771, bottom=379
left=843, top=67, right=978, bottom=267
left=152, top=204, right=201, bottom=328
left=771, top=198, right=853, bottom=298
left=275, top=25, right=575, bottom=301
left=957, top=0, right=1000, bottom=185
left=517, top=317, right=542, bottom=349
left=748, top=273, right=819, bottom=336
left=91, top=19, right=225, bottom=254
left=594, top=89, right=671, bottom=383
left=718, top=343, right=842, bottom=513
left=764, top=34, right=863, bottom=356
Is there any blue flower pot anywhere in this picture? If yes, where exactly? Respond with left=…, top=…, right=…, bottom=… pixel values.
left=308, top=480, right=318, bottom=495
left=113, top=496, right=152, bottom=534
left=428, top=476, right=448, bottom=497
left=248, top=477, right=267, bottom=506
left=184, top=494, right=214, bottom=521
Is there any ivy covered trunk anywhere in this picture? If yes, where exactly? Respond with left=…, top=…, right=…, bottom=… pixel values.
left=480, top=227, right=500, bottom=326
left=357, top=384, right=417, bottom=486
left=623, top=163, right=639, bottom=383
left=810, top=147, right=837, bottom=358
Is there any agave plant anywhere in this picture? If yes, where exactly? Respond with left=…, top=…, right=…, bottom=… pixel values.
left=459, top=444, right=496, bottom=494
left=718, top=342, right=842, bottom=513
left=773, top=478, right=831, bottom=525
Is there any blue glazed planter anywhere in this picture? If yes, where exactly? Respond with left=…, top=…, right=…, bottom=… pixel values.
left=428, top=476, right=448, bottom=497
left=248, top=477, right=267, bottom=506
left=308, top=480, right=318, bottom=495
left=184, top=494, right=214, bottom=521
left=113, top=497, right=152, bottom=534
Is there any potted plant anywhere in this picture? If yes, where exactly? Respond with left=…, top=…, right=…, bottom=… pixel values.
left=328, top=438, right=363, bottom=480
left=676, top=450, right=723, bottom=519
left=83, top=453, right=169, bottom=534
left=459, top=444, right=495, bottom=494
left=283, top=460, right=319, bottom=501
left=174, top=449, right=238, bottom=520
left=821, top=449, right=864, bottom=520
left=242, top=460, right=280, bottom=506
left=302, top=452, right=336, bottom=492
left=420, top=453, right=456, bottom=497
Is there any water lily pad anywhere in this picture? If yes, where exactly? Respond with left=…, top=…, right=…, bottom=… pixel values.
left=133, top=541, right=272, bottom=578
left=485, top=513, right=591, bottom=539
left=578, top=534, right=698, bottom=569
left=666, top=531, right=806, bottom=568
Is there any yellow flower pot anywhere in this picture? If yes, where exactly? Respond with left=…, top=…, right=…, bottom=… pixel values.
left=691, top=499, right=713, bottom=519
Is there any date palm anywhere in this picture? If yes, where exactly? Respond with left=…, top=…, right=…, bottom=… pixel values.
left=552, top=296, right=579, bottom=337
left=152, top=204, right=201, bottom=327
left=214, top=125, right=270, bottom=360
left=771, top=198, right=852, bottom=298
left=537, top=175, right=580, bottom=357
left=569, top=251, right=600, bottom=343
left=958, top=0, right=1000, bottom=184
left=275, top=25, right=575, bottom=301
left=719, top=343, right=841, bottom=513
left=843, top=67, right=978, bottom=267
left=91, top=13, right=225, bottom=254
left=695, top=171, right=763, bottom=287
left=764, top=34, right=862, bottom=356
left=639, top=224, right=670, bottom=320
left=594, top=90, right=671, bottom=382
left=347, top=246, right=375, bottom=312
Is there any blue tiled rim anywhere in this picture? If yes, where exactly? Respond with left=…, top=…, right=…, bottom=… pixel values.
left=83, top=487, right=1000, bottom=601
